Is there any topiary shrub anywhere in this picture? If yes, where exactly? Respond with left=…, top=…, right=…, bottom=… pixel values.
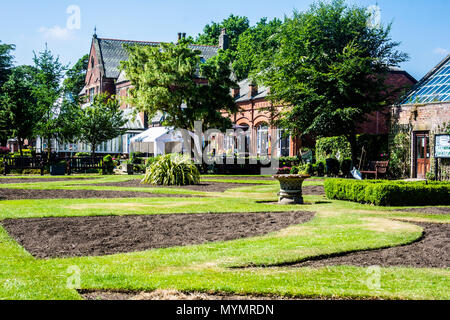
left=141, top=154, right=200, bottom=186
left=325, top=179, right=450, bottom=206
left=325, top=158, right=340, bottom=177
left=101, top=155, right=115, bottom=175
left=317, top=162, right=325, bottom=177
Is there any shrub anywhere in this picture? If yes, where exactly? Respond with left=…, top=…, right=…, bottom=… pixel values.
left=340, top=158, right=353, bottom=177
left=325, top=179, right=450, bottom=206
left=325, top=158, right=340, bottom=176
left=317, top=162, right=325, bottom=177
left=101, top=155, right=115, bottom=175
left=75, top=152, right=91, bottom=157
left=305, top=163, right=315, bottom=175
left=141, top=154, right=200, bottom=186
left=316, top=136, right=351, bottom=162
left=290, top=166, right=299, bottom=174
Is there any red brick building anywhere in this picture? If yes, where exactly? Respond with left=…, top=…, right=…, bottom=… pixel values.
left=226, top=69, right=416, bottom=158
left=74, top=31, right=416, bottom=158
left=392, top=55, right=450, bottom=179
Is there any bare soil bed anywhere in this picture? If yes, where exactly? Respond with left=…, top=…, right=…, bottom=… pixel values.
left=0, top=178, right=96, bottom=184
left=302, top=185, right=325, bottom=196
left=0, top=188, right=195, bottom=201
left=394, top=207, right=450, bottom=215
left=291, top=222, right=449, bottom=268
left=85, top=179, right=260, bottom=192
left=80, top=289, right=295, bottom=301
left=1, top=211, right=314, bottom=259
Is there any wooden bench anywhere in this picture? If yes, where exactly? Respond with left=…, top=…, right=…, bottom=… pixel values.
left=360, top=161, right=389, bottom=179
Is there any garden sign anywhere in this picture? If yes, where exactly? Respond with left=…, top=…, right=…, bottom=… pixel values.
left=435, top=134, right=450, bottom=159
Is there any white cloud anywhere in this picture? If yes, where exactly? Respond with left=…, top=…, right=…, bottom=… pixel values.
left=38, top=25, right=73, bottom=41
left=434, top=47, right=450, bottom=56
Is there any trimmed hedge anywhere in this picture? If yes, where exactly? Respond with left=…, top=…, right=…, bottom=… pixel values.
left=325, top=179, right=450, bottom=206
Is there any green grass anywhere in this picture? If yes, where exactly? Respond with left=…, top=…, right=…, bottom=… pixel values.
left=0, top=174, right=449, bottom=300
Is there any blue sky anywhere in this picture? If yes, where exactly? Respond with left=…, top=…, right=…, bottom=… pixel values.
left=0, top=0, right=448, bottom=80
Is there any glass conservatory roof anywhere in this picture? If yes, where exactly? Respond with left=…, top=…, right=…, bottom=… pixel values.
left=402, top=56, right=450, bottom=104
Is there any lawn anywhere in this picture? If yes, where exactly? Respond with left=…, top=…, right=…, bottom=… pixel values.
left=0, top=174, right=448, bottom=300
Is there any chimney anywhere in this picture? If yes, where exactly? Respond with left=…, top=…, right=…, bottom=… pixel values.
left=249, top=82, right=258, bottom=98
left=232, top=86, right=240, bottom=98
left=219, top=28, right=229, bottom=50
left=177, top=33, right=182, bottom=42
left=182, top=33, right=186, bottom=39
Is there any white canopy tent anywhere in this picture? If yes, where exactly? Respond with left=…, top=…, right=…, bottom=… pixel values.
left=130, top=127, right=201, bottom=156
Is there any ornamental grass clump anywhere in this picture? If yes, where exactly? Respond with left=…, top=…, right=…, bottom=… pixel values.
left=141, top=154, right=200, bottom=186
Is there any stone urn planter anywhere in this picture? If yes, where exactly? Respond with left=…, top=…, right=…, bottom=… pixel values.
left=273, top=174, right=311, bottom=205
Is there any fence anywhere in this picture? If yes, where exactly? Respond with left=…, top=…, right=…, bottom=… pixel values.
left=2, top=156, right=105, bottom=176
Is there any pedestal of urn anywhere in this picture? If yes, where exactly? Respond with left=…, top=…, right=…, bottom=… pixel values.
left=273, top=174, right=311, bottom=205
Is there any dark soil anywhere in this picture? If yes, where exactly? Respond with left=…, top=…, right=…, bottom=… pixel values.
left=1, top=211, right=315, bottom=259
left=0, top=178, right=96, bottom=184
left=394, top=207, right=450, bottom=215
left=0, top=188, right=195, bottom=201
left=291, top=223, right=449, bottom=268
left=86, top=179, right=260, bottom=192
left=80, top=289, right=308, bottom=301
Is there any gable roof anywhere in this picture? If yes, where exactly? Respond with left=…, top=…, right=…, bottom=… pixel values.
left=94, top=37, right=219, bottom=79
left=401, top=54, right=450, bottom=105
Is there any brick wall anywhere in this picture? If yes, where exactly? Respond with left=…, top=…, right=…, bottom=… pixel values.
left=392, top=102, right=450, bottom=179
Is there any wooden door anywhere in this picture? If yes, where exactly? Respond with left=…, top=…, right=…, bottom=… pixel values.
left=414, top=132, right=430, bottom=179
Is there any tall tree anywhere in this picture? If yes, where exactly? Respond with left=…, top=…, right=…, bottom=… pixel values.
left=63, top=54, right=89, bottom=103
left=77, top=94, right=127, bottom=157
left=0, top=41, right=15, bottom=146
left=0, top=41, right=15, bottom=87
left=0, top=66, right=38, bottom=156
left=261, top=0, right=408, bottom=164
left=233, top=18, right=282, bottom=81
left=195, top=14, right=250, bottom=52
left=120, top=41, right=237, bottom=133
left=32, top=45, right=70, bottom=159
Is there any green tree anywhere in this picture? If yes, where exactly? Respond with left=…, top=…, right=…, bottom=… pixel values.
left=233, top=17, right=282, bottom=80
left=32, top=45, right=72, bottom=159
left=63, top=54, right=89, bottom=103
left=0, top=41, right=15, bottom=87
left=120, top=41, right=237, bottom=133
left=0, top=66, right=38, bottom=156
left=0, top=41, right=15, bottom=146
left=77, top=94, right=127, bottom=157
left=195, top=14, right=250, bottom=51
left=261, top=0, right=408, bottom=164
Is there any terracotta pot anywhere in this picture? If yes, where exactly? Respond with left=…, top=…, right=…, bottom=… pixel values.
left=273, top=174, right=311, bottom=205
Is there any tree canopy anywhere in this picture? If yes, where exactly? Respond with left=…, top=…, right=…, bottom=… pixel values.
left=63, top=54, right=89, bottom=103
left=194, top=14, right=249, bottom=52
left=233, top=17, right=282, bottom=80
left=260, top=0, right=408, bottom=163
left=0, top=41, right=15, bottom=87
left=0, top=65, right=38, bottom=155
left=32, top=45, right=76, bottom=158
left=76, top=94, right=127, bottom=157
left=120, top=41, right=237, bottom=133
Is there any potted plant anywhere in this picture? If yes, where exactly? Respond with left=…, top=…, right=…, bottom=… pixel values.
left=273, top=170, right=311, bottom=205
left=50, top=160, right=67, bottom=176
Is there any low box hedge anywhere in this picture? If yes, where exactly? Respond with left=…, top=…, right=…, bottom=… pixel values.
left=324, top=179, right=450, bottom=206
